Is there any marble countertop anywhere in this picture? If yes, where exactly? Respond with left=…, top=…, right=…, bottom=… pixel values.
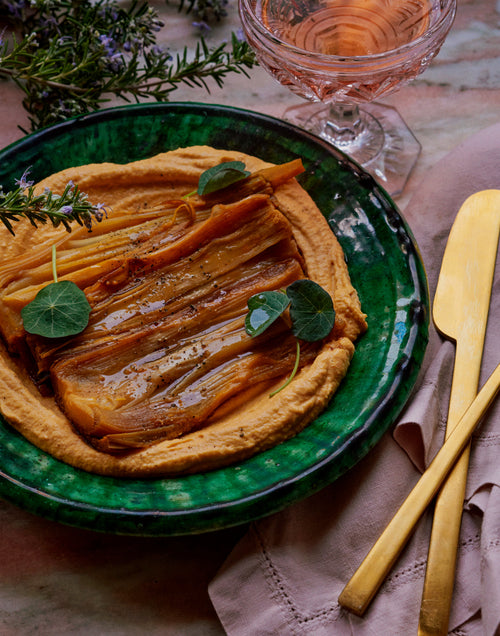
left=0, top=0, right=499, bottom=633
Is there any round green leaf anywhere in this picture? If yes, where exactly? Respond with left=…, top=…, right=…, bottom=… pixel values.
left=197, top=161, right=250, bottom=195
left=286, top=279, right=335, bottom=342
left=245, top=291, right=290, bottom=337
left=21, top=280, right=91, bottom=338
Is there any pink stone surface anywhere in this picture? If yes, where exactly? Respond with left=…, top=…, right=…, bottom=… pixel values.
left=0, top=1, right=499, bottom=633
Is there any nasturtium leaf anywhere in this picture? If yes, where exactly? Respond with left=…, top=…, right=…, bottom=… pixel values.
left=245, top=291, right=290, bottom=337
left=286, top=279, right=335, bottom=342
left=197, top=161, right=250, bottom=195
left=21, top=280, right=91, bottom=338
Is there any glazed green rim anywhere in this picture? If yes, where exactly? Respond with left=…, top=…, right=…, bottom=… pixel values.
left=0, top=103, right=429, bottom=536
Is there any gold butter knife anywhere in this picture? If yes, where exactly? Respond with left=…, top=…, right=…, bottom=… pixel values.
left=337, top=362, right=500, bottom=615
left=418, top=191, right=500, bottom=635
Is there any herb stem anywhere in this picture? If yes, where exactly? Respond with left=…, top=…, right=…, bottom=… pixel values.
left=269, top=340, right=301, bottom=398
left=51, top=245, right=58, bottom=283
left=0, top=1, right=257, bottom=132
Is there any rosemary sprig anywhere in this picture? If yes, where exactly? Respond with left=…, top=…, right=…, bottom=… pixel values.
left=0, top=169, right=107, bottom=235
left=0, top=0, right=256, bottom=132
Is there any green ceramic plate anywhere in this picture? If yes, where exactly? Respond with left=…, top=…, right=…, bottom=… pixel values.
left=0, top=103, right=428, bottom=536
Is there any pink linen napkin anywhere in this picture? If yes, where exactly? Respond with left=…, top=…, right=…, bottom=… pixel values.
left=209, top=122, right=500, bottom=635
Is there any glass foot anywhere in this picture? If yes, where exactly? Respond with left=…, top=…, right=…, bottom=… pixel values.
left=283, top=101, right=421, bottom=197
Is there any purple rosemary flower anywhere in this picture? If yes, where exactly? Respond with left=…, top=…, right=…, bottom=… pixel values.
left=92, top=203, right=108, bottom=222
left=98, top=33, right=124, bottom=71
left=150, top=44, right=172, bottom=62
left=14, top=168, right=34, bottom=189
left=192, top=21, right=211, bottom=35
left=98, top=33, right=116, bottom=54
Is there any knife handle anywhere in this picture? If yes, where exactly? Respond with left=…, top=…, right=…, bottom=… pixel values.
left=418, top=446, right=470, bottom=635
left=337, top=363, right=500, bottom=616
left=417, top=341, right=481, bottom=635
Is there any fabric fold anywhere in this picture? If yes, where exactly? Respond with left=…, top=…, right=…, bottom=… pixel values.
left=393, top=340, right=454, bottom=472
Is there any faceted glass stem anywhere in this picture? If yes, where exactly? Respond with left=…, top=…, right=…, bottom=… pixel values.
left=283, top=101, right=422, bottom=196
left=321, top=103, right=385, bottom=166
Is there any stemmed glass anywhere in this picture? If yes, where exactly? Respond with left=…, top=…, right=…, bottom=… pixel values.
left=238, top=0, right=457, bottom=195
